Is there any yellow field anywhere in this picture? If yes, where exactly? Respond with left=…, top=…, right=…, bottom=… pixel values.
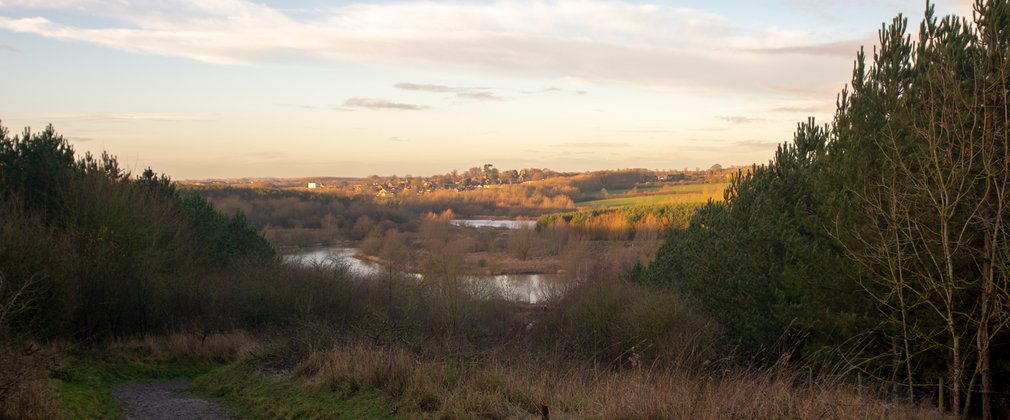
left=576, top=182, right=727, bottom=208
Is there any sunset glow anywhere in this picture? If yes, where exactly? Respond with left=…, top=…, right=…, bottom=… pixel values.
left=0, top=0, right=972, bottom=178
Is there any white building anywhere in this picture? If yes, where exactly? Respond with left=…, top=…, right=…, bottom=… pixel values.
left=307, top=182, right=319, bottom=189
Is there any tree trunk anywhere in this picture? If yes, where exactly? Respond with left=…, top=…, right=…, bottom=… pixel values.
left=981, top=228, right=993, bottom=420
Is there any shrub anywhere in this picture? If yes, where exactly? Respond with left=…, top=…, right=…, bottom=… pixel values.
left=0, top=122, right=276, bottom=339
left=536, top=279, right=718, bottom=369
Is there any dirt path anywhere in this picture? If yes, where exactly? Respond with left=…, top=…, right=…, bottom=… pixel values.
left=113, top=380, right=238, bottom=420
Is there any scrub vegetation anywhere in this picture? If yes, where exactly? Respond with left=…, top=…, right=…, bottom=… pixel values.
left=3, top=2, right=1009, bottom=419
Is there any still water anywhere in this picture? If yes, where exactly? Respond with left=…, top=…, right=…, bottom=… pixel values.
left=449, top=219, right=537, bottom=229
left=283, top=247, right=565, bottom=304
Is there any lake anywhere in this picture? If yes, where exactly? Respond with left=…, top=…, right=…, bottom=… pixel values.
left=283, top=247, right=565, bottom=304
left=282, top=247, right=390, bottom=277
left=449, top=219, right=537, bottom=229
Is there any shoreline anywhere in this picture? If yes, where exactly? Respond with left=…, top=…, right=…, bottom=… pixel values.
left=354, top=252, right=561, bottom=276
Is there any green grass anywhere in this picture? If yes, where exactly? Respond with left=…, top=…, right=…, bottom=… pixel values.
left=576, top=183, right=727, bottom=208
left=55, top=354, right=399, bottom=419
left=580, top=186, right=662, bottom=199
left=56, top=357, right=221, bottom=419
left=192, top=364, right=403, bottom=420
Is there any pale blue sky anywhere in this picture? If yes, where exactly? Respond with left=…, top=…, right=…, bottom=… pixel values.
left=0, top=0, right=972, bottom=179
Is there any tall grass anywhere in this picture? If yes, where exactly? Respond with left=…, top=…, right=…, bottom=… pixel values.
left=186, top=275, right=950, bottom=419
left=213, top=339, right=948, bottom=419
left=0, top=338, right=59, bottom=419
left=105, top=331, right=261, bottom=364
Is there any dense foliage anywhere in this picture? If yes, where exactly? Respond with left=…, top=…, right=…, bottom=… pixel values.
left=642, top=2, right=1010, bottom=416
left=0, top=123, right=273, bottom=339
left=643, top=121, right=868, bottom=359
left=537, top=203, right=700, bottom=241
left=197, top=187, right=416, bottom=239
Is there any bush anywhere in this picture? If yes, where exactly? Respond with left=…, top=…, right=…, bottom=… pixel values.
left=536, top=279, right=718, bottom=369
left=0, top=337, right=58, bottom=419
left=0, top=122, right=277, bottom=339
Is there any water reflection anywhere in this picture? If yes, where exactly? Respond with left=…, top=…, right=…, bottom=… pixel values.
left=283, top=247, right=564, bottom=304
left=449, top=219, right=537, bottom=229
left=282, top=247, right=387, bottom=277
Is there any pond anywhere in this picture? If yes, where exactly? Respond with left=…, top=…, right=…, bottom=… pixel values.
left=449, top=219, right=537, bottom=230
left=283, top=247, right=565, bottom=304
left=282, top=247, right=388, bottom=277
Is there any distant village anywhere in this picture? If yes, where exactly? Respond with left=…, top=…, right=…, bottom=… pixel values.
left=299, top=165, right=563, bottom=198
left=187, top=164, right=737, bottom=197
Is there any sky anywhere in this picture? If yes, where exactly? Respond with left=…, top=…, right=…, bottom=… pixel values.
left=0, top=0, right=974, bottom=179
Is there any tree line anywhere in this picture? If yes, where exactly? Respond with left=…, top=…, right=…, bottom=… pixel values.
left=639, top=2, right=1010, bottom=417
left=0, top=123, right=273, bottom=339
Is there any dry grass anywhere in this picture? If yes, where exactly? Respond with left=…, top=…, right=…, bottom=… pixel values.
left=105, top=330, right=261, bottom=364
left=0, top=331, right=263, bottom=419
left=285, top=341, right=950, bottom=419
left=517, top=366, right=948, bottom=420
left=0, top=339, right=59, bottom=420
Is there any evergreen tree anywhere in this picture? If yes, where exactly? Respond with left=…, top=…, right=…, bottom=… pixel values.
left=645, top=2, right=1010, bottom=416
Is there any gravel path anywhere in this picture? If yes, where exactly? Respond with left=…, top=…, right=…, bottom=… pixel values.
left=113, top=380, right=238, bottom=420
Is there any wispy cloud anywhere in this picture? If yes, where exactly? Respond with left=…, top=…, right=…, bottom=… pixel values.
left=240, top=151, right=287, bottom=164
left=454, top=91, right=500, bottom=101
left=612, top=129, right=672, bottom=133
left=554, top=141, right=629, bottom=148
left=341, top=98, right=427, bottom=111
left=394, top=83, right=458, bottom=93
left=771, top=104, right=834, bottom=113
left=386, top=136, right=408, bottom=142
left=718, top=116, right=766, bottom=124
left=554, top=150, right=595, bottom=156
left=0, top=0, right=856, bottom=95
left=522, top=87, right=562, bottom=94
left=45, top=113, right=211, bottom=122
left=736, top=139, right=780, bottom=149
left=0, top=43, right=16, bottom=52
left=746, top=39, right=867, bottom=57
left=395, top=82, right=500, bottom=101
left=278, top=103, right=324, bottom=110
left=677, top=138, right=773, bottom=153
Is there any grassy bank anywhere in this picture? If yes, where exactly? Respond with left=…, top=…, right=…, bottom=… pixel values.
left=193, top=363, right=401, bottom=419
left=64, top=332, right=259, bottom=418
left=0, top=332, right=257, bottom=419
left=5, top=317, right=952, bottom=419
left=192, top=340, right=949, bottom=420
left=57, top=359, right=219, bottom=419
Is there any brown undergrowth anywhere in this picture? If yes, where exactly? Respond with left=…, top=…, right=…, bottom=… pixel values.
left=0, top=331, right=261, bottom=419
left=189, top=276, right=947, bottom=419
left=104, top=331, right=261, bottom=364
left=0, top=338, right=59, bottom=420
left=240, top=340, right=951, bottom=419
